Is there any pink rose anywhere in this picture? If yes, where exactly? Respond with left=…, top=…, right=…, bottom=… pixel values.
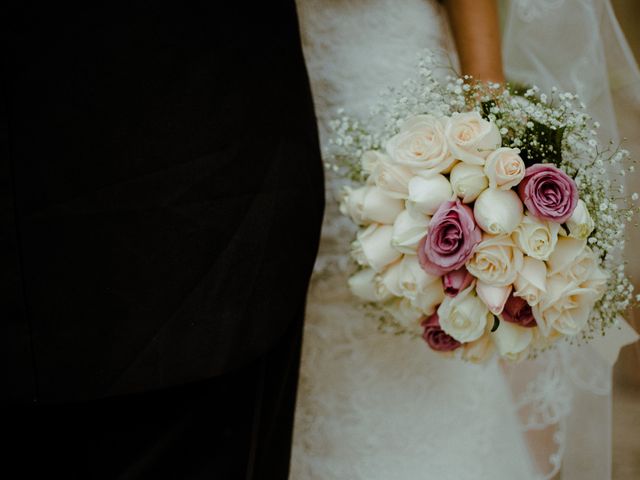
left=418, top=200, right=482, bottom=276
left=517, top=164, right=578, bottom=223
left=421, top=312, right=462, bottom=352
left=443, top=267, right=474, bottom=297
left=501, top=294, right=537, bottom=328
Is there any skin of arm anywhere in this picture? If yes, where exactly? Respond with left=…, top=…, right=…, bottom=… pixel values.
left=443, top=0, right=505, bottom=83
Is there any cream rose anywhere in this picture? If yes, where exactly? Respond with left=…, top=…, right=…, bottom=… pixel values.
left=466, top=233, right=524, bottom=286
left=384, top=297, right=424, bottom=331
left=412, top=279, right=445, bottom=315
left=461, top=332, right=495, bottom=363
left=386, top=115, right=455, bottom=174
left=546, top=237, right=596, bottom=281
left=348, top=268, right=392, bottom=302
left=484, top=147, right=526, bottom=190
left=476, top=282, right=511, bottom=315
left=566, top=199, right=595, bottom=240
left=513, top=256, right=547, bottom=306
left=449, top=162, right=488, bottom=203
left=340, top=185, right=404, bottom=225
left=360, top=150, right=386, bottom=176
left=380, top=255, right=443, bottom=314
left=583, top=264, right=609, bottom=296
left=352, top=224, right=401, bottom=271
left=512, top=213, right=560, bottom=261
left=437, top=284, right=492, bottom=343
left=391, top=209, right=430, bottom=254
left=406, top=174, right=454, bottom=216
left=473, top=188, right=523, bottom=234
left=446, top=111, right=502, bottom=165
left=402, top=256, right=444, bottom=313
left=372, top=155, right=414, bottom=199
left=491, top=321, right=533, bottom=361
left=532, top=273, right=600, bottom=337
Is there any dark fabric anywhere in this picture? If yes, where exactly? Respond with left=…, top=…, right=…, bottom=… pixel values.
left=6, top=310, right=304, bottom=479
left=3, top=0, right=324, bottom=403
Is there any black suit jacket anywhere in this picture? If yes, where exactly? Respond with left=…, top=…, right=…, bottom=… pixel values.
left=3, top=1, right=324, bottom=404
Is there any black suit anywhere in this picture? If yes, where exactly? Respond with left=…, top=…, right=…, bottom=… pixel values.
left=3, top=1, right=323, bottom=477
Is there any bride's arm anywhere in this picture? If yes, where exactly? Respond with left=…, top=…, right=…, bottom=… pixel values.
left=443, top=0, right=505, bottom=83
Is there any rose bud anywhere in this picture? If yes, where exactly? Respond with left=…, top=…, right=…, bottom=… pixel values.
left=421, top=311, right=463, bottom=352
left=450, top=162, right=489, bottom=203
left=566, top=199, right=595, bottom=240
left=391, top=210, right=430, bottom=255
left=473, top=188, right=524, bottom=235
left=484, top=147, right=526, bottom=190
left=443, top=267, right=474, bottom=297
left=407, top=174, right=454, bottom=216
left=491, top=320, right=533, bottom=361
left=340, top=185, right=404, bottom=225
left=501, top=293, right=537, bottom=328
left=352, top=224, right=401, bottom=272
left=476, top=282, right=512, bottom=315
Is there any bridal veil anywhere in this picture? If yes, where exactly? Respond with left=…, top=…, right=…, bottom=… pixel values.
left=500, top=0, right=640, bottom=478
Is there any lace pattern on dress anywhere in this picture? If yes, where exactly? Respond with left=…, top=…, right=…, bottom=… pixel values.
left=291, top=0, right=618, bottom=478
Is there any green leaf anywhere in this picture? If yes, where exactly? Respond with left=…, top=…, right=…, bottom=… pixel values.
left=490, top=316, right=500, bottom=332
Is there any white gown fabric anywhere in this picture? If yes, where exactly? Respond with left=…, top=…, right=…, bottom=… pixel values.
left=291, top=1, right=640, bottom=479
left=291, top=2, right=537, bottom=479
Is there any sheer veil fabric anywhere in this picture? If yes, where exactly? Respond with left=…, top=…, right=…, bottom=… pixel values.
left=501, top=0, right=640, bottom=478
left=291, top=0, right=639, bottom=479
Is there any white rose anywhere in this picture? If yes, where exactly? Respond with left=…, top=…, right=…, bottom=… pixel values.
left=461, top=333, right=496, bottom=363
left=391, top=209, right=430, bottom=254
left=532, top=274, right=600, bottom=337
left=566, top=199, right=595, bottom=240
left=449, top=162, right=489, bottom=203
left=379, top=255, right=443, bottom=311
left=473, top=188, right=523, bottom=234
left=361, top=150, right=386, bottom=175
left=582, top=264, right=609, bottom=296
left=437, top=284, right=492, bottom=343
left=512, top=213, right=560, bottom=261
left=466, top=233, right=524, bottom=286
left=340, top=185, right=404, bottom=225
left=513, top=256, right=547, bottom=306
left=371, top=156, right=415, bottom=199
left=384, top=297, right=424, bottom=331
left=412, top=279, right=445, bottom=315
left=476, top=282, right=512, bottom=315
left=529, top=327, right=564, bottom=351
left=348, top=268, right=392, bottom=302
left=396, top=255, right=444, bottom=313
left=546, top=237, right=596, bottom=281
left=446, top=111, right=502, bottom=165
left=491, top=321, right=533, bottom=361
left=406, top=174, right=454, bottom=216
left=484, top=147, right=526, bottom=190
left=386, top=115, right=455, bottom=175
left=352, top=224, right=401, bottom=271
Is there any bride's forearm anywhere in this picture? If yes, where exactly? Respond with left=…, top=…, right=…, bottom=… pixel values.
left=443, top=0, right=505, bottom=83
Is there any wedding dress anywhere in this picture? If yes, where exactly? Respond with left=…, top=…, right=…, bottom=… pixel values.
left=291, top=1, right=640, bottom=479
left=290, top=2, right=537, bottom=479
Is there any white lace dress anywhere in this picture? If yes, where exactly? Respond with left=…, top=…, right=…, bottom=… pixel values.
left=290, top=1, right=538, bottom=479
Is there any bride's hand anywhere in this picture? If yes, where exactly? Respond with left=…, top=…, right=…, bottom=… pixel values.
left=443, top=0, right=505, bottom=84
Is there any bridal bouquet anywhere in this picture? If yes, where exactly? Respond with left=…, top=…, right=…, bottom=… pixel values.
left=332, top=53, right=637, bottom=362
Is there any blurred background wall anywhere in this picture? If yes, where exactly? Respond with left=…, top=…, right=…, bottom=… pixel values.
left=610, top=1, right=639, bottom=479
